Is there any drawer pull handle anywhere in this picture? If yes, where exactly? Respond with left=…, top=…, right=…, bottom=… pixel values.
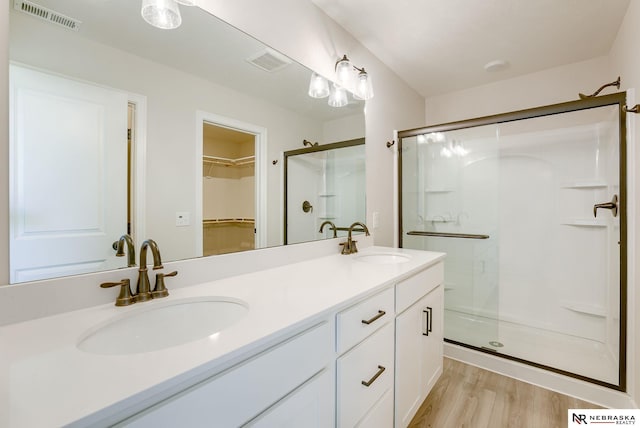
left=361, top=365, right=386, bottom=387
left=361, top=310, right=386, bottom=325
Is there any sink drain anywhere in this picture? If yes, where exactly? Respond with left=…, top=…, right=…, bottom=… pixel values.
left=489, top=341, right=504, bottom=347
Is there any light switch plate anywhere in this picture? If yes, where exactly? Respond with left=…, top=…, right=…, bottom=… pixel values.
left=176, top=212, right=190, bottom=226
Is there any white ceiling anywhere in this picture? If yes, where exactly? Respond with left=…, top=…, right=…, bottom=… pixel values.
left=312, top=0, right=631, bottom=97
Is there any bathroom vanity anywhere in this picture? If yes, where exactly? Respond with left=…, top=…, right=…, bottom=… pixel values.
left=0, top=246, right=444, bottom=427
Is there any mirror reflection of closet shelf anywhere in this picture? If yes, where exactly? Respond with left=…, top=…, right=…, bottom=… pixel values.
left=203, top=155, right=255, bottom=168
left=203, top=218, right=255, bottom=225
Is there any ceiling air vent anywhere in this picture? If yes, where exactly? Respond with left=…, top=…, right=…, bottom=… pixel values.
left=14, top=0, right=82, bottom=32
left=246, top=48, right=291, bottom=73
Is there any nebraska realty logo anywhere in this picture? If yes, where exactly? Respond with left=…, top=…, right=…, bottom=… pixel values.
left=569, top=409, right=639, bottom=425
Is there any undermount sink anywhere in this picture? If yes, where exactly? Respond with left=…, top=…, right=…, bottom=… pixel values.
left=355, top=252, right=411, bottom=264
left=77, top=297, right=249, bottom=355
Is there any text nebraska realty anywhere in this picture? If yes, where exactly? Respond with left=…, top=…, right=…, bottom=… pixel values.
left=574, top=413, right=636, bottom=425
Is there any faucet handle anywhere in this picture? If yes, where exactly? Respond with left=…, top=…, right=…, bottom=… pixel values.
left=100, top=279, right=135, bottom=306
left=152, top=270, right=177, bottom=298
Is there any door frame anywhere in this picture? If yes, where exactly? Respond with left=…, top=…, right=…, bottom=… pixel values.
left=397, top=92, right=629, bottom=391
left=195, top=111, right=267, bottom=256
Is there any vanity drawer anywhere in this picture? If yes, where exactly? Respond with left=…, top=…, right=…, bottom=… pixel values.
left=396, top=262, right=443, bottom=314
left=120, top=322, right=332, bottom=427
left=336, top=287, right=394, bottom=354
left=337, top=322, right=394, bottom=428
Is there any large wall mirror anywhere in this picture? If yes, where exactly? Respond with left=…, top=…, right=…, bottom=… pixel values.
left=7, top=0, right=365, bottom=284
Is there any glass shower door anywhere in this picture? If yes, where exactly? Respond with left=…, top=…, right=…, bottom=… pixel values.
left=400, top=124, right=501, bottom=351
left=399, top=94, right=626, bottom=389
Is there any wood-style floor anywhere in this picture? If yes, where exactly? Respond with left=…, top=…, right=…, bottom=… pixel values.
left=408, top=358, right=601, bottom=428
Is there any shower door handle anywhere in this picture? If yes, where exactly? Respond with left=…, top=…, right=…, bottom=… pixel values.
left=593, top=195, right=618, bottom=218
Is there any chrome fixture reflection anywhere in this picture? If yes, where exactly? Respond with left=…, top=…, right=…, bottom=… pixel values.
left=308, top=72, right=330, bottom=98
left=141, top=0, right=194, bottom=30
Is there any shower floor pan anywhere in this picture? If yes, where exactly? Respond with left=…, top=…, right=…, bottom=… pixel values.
left=444, top=309, right=618, bottom=386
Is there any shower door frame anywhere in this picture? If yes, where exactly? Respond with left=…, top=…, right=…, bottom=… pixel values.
left=397, top=92, right=628, bottom=391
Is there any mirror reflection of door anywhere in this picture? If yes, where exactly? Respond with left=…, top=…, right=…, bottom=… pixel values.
left=202, top=123, right=256, bottom=256
left=9, top=64, right=130, bottom=283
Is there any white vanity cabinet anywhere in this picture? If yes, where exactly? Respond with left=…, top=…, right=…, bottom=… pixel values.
left=336, top=287, right=395, bottom=428
left=394, top=262, right=444, bottom=428
left=118, top=321, right=333, bottom=427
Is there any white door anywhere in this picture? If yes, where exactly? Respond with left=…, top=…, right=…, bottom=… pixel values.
left=9, top=65, right=128, bottom=283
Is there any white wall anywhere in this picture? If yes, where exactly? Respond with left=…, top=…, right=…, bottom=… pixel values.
left=425, top=56, right=612, bottom=125
left=197, top=0, right=426, bottom=246
left=609, top=0, right=640, bottom=407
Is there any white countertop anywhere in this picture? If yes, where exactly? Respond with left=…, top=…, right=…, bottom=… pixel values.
left=0, top=246, right=444, bottom=427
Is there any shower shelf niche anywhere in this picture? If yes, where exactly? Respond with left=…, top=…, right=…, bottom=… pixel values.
left=561, top=219, right=608, bottom=227
left=562, top=302, right=606, bottom=318
left=560, top=181, right=607, bottom=189
left=424, top=188, right=454, bottom=193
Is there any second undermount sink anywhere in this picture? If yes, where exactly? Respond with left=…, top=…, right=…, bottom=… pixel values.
left=355, top=252, right=411, bottom=264
left=77, top=297, right=249, bottom=355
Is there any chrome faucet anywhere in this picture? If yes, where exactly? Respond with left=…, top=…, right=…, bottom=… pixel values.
left=319, top=220, right=337, bottom=238
left=136, top=239, right=164, bottom=302
left=113, top=234, right=136, bottom=267
left=341, top=222, right=370, bottom=255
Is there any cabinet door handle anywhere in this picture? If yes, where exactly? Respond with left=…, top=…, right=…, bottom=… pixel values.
left=361, top=365, right=386, bottom=387
left=361, top=310, right=386, bottom=325
left=422, top=307, right=433, bottom=336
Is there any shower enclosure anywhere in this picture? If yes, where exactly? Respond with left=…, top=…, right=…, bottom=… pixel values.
left=284, top=139, right=365, bottom=245
left=398, top=93, right=627, bottom=390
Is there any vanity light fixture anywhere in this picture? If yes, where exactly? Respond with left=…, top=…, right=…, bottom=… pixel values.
left=308, top=72, right=330, bottom=98
left=141, top=0, right=182, bottom=30
left=306, top=54, right=374, bottom=106
left=335, top=54, right=375, bottom=101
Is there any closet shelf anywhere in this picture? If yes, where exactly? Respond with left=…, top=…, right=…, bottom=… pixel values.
left=203, top=155, right=255, bottom=167
left=203, top=218, right=255, bottom=225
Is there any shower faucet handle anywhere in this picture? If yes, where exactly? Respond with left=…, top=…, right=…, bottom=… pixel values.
left=593, top=194, right=618, bottom=218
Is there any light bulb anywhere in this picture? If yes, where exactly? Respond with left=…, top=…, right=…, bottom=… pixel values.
left=353, top=68, right=374, bottom=100
left=328, top=84, right=348, bottom=108
left=141, top=0, right=182, bottom=29
left=308, top=72, right=330, bottom=98
left=335, top=55, right=352, bottom=87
